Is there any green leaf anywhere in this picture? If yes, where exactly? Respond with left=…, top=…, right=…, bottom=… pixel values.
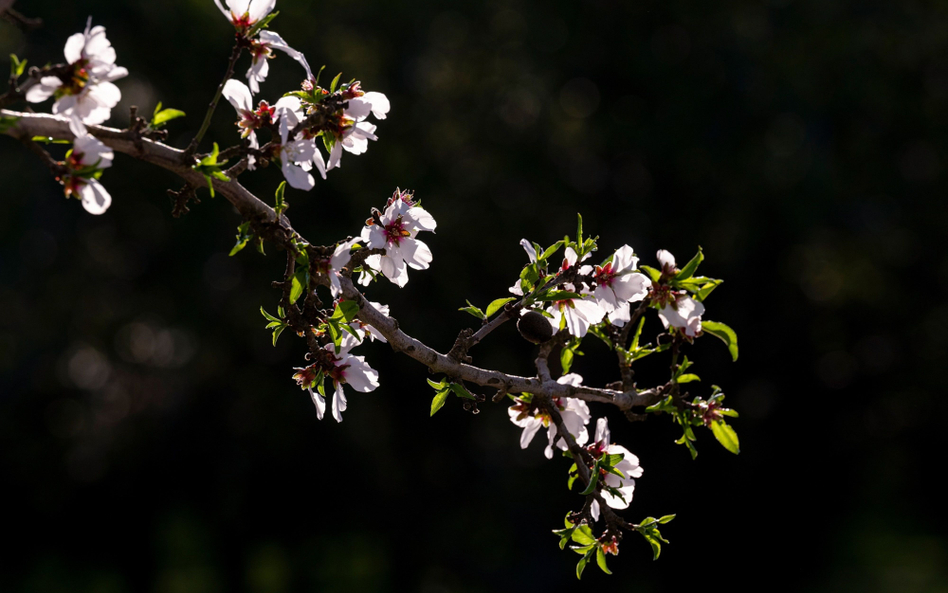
left=426, top=378, right=448, bottom=390
left=701, top=320, right=739, bottom=361
left=576, top=555, right=588, bottom=580
left=602, top=452, right=625, bottom=467
left=576, top=213, right=583, bottom=247
left=329, top=72, right=342, bottom=93
left=560, top=347, right=574, bottom=374
left=30, top=135, right=70, bottom=144
left=430, top=389, right=449, bottom=416
left=579, top=463, right=599, bottom=495
left=694, top=279, right=723, bottom=302
left=449, top=382, right=476, bottom=400
left=260, top=306, right=282, bottom=323
left=458, top=300, right=486, bottom=320
left=596, top=547, right=612, bottom=575
left=151, top=107, right=186, bottom=127
left=639, top=265, right=661, bottom=282
left=710, top=420, right=740, bottom=454
left=539, top=240, right=565, bottom=262
left=675, top=247, right=703, bottom=281
left=273, top=180, right=287, bottom=214
left=271, top=325, right=285, bottom=346
left=246, top=10, right=278, bottom=37
left=676, top=373, right=701, bottom=384
left=290, top=274, right=305, bottom=304
left=0, top=115, right=20, bottom=133
left=570, top=525, right=596, bottom=546
left=334, top=300, right=360, bottom=322
left=658, top=514, right=676, bottom=524
left=485, top=297, right=515, bottom=318
left=645, top=535, right=662, bottom=560
left=9, top=54, right=27, bottom=78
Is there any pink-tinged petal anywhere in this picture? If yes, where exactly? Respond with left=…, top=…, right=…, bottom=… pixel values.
left=227, top=0, right=251, bottom=17
left=312, top=150, right=327, bottom=180
left=332, top=382, right=347, bottom=423
left=246, top=56, right=268, bottom=94
left=402, top=238, right=433, bottom=270
left=379, top=254, right=408, bottom=287
left=281, top=160, right=315, bottom=191
left=327, top=142, right=343, bottom=170
left=63, top=32, right=86, bottom=64
left=595, top=418, right=611, bottom=446
left=612, top=244, right=638, bottom=272
left=88, top=81, right=122, bottom=109
left=362, top=92, right=390, bottom=119
left=308, top=387, right=326, bottom=420
left=97, top=66, right=128, bottom=83
left=557, top=373, right=583, bottom=387
left=345, top=97, right=373, bottom=121
left=214, top=0, right=232, bottom=20
left=520, top=238, right=538, bottom=262
left=223, top=79, right=253, bottom=113
left=361, top=225, right=386, bottom=249
left=407, top=206, right=437, bottom=232
left=79, top=179, right=112, bottom=215
left=247, top=0, right=276, bottom=22
left=341, top=355, right=379, bottom=393
left=25, top=78, right=62, bottom=103
left=68, top=115, right=87, bottom=138
left=608, top=302, right=631, bottom=327
left=74, top=135, right=113, bottom=169
left=612, top=272, right=649, bottom=304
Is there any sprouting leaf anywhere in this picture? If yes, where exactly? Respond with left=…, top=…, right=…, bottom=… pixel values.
left=449, top=382, right=476, bottom=400
left=273, top=181, right=287, bottom=215
left=151, top=107, right=186, bottom=128
left=639, top=265, right=661, bottom=282
left=10, top=54, right=27, bottom=78
left=676, top=373, right=701, bottom=384
left=330, top=71, right=342, bottom=93
left=570, top=524, right=596, bottom=546
left=596, top=547, right=612, bottom=575
left=675, top=247, right=703, bottom=281
left=334, top=300, right=360, bottom=322
left=430, top=389, right=449, bottom=416
left=694, top=279, right=723, bottom=302
left=579, top=463, right=599, bottom=495
left=458, top=300, right=486, bottom=320
left=30, top=135, right=70, bottom=144
left=710, top=420, right=740, bottom=454
left=701, top=320, right=739, bottom=361
left=485, top=297, right=515, bottom=318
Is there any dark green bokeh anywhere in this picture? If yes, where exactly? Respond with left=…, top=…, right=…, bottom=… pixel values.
left=2, top=0, right=947, bottom=591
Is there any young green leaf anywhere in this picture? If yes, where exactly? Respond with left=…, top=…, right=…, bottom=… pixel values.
left=485, top=297, right=515, bottom=318
left=596, top=547, right=612, bottom=575
left=430, top=389, right=449, bottom=416
left=710, top=420, right=740, bottom=454
left=701, top=320, right=739, bottom=361
left=675, top=247, right=703, bottom=281
left=152, top=107, right=186, bottom=127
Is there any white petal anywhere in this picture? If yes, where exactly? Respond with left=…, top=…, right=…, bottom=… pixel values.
left=248, top=0, right=276, bottom=22
left=74, top=134, right=113, bottom=169
left=64, top=32, right=86, bottom=64
left=223, top=79, right=253, bottom=113
left=332, top=382, right=347, bottom=423
left=79, top=179, right=112, bottom=215
left=327, top=142, right=343, bottom=170
left=25, top=78, right=61, bottom=103
left=362, top=92, right=390, bottom=119
left=341, top=355, right=379, bottom=393
left=308, top=388, right=326, bottom=420
left=590, top=499, right=600, bottom=522
left=656, top=249, right=676, bottom=269
left=281, top=161, right=314, bottom=190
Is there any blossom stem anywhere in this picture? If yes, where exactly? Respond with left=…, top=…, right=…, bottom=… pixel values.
left=183, top=41, right=244, bottom=161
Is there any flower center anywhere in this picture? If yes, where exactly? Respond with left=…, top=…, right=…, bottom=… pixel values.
left=383, top=216, right=411, bottom=247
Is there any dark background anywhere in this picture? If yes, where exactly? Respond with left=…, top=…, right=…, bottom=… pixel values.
left=2, top=0, right=946, bottom=591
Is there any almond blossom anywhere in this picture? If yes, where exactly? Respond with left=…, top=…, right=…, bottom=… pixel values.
left=246, top=30, right=313, bottom=94
left=592, top=245, right=649, bottom=313
left=546, top=248, right=604, bottom=337
left=214, top=0, right=275, bottom=33
left=60, top=123, right=114, bottom=215
left=360, top=189, right=436, bottom=287
left=508, top=374, right=591, bottom=459
left=26, top=18, right=127, bottom=128
left=587, top=418, right=644, bottom=521
left=658, top=295, right=705, bottom=338
left=294, top=333, right=379, bottom=423
left=274, top=96, right=321, bottom=190
left=325, top=83, right=390, bottom=170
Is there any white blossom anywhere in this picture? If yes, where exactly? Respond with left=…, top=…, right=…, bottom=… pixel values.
left=508, top=374, right=591, bottom=459
left=214, top=0, right=275, bottom=30
left=592, top=245, right=650, bottom=313
left=246, top=30, right=313, bottom=93
left=360, top=190, right=436, bottom=287
left=274, top=96, right=320, bottom=190
left=26, top=18, right=127, bottom=127
left=62, top=122, right=114, bottom=215
left=658, top=295, right=705, bottom=338
left=325, top=83, right=389, bottom=170
left=589, top=418, right=644, bottom=521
